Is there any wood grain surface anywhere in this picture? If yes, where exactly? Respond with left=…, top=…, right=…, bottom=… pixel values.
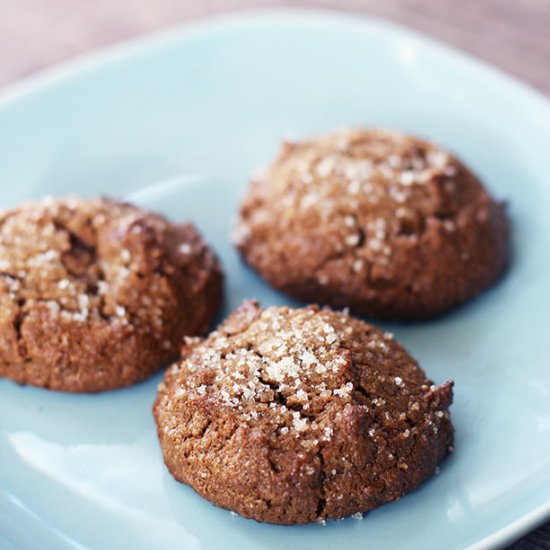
left=0, top=1, right=548, bottom=548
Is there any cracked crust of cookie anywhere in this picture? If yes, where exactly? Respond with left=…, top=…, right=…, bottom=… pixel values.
left=153, top=300, right=454, bottom=524
left=234, top=128, right=509, bottom=320
left=0, top=196, right=223, bottom=392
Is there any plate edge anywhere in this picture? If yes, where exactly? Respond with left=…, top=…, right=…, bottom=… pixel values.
left=0, top=7, right=549, bottom=121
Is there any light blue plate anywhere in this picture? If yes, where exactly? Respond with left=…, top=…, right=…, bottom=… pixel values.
left=0, top=9, right=549, bottom=550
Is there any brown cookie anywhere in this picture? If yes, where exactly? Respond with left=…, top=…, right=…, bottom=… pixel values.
left=0, top=196, right=223, bottom=392
left=154, top=300, right=454, bottom=525
left=235, top=128, right=509, bottom=320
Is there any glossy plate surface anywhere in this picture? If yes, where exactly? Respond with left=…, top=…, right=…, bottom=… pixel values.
left=0, top=9, right=549, bottom=550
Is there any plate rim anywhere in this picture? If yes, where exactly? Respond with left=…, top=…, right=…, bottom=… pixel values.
left=0, top=7, right=549, bottom=117
left=0, top=7, right=549, bottom=550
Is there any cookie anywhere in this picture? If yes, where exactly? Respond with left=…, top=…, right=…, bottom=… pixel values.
left=235, top=128, right=509, bottom=320
left=154, top=301, right=453, bottom=524
left=0, top=196, right=223, bottom=392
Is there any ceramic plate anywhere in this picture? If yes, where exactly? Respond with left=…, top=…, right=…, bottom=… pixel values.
left=0, top=9, right=549, bottom=550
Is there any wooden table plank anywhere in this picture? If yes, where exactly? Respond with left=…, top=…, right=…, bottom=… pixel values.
left=0, top=1, right=548, bottom=548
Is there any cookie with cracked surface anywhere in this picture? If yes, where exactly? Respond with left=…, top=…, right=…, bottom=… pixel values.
left=154, top=300, right=454, bottom=524
left=234, top=128, right=509, bottom=320
left=0, top=196, right=223, bottom=392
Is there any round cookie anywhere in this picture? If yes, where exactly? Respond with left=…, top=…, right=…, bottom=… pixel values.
left=0, top=196, right=223, bottom=392
left=234, top=128, right=509, bottom=320
left=154, top=301, right=454, bottom=524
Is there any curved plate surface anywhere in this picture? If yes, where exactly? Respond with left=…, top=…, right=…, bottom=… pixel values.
left=0, top=9, right=549, bottom=550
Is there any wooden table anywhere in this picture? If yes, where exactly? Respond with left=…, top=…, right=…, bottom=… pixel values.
left=0, top=1, right=548, bottom=548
